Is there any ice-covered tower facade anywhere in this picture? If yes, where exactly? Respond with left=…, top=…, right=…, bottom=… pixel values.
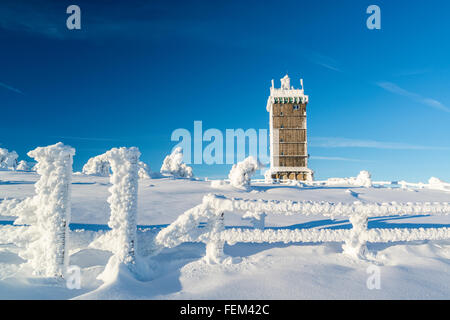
left=266, top=74, right=313, bottom=181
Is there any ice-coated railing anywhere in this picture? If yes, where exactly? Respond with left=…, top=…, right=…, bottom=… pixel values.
left=155, top=194, right=450, bottom=261
left=251, top=178, right=450, bottom=192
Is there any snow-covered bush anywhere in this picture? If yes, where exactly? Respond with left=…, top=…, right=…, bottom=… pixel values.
left=160, top=147, right=193, bottom=178
left=20, top=142, right=75, bottom=277
left=327, top=170, right=372, bottom=187
left=428, top=177, right=450, bottom=191
left=228, top=156, right=260, bottom=189
left=354, top=170, right=372, bottom=188
left=0, top=148, right=18, bottom=170
left=82, top=154, right=111, bottom=176
left=138, top=161, right=157, bottom=179
left=83, top=155, right=154, bottom=180
left=16, top=160, right=32, bottom=171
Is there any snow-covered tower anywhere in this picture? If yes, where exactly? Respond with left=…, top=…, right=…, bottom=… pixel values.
left=266, top=75, right=313, bottom=181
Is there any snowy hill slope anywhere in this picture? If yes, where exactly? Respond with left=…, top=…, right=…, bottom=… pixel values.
left=0, top=171, right=449, bottom=299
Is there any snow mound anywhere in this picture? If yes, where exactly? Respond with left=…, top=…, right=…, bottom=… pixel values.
left=160, top=147, right=193, bottom=178
left=210, top=179, right=230, bottom=189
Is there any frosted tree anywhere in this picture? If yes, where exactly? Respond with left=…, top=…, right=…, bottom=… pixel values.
left=16, top=160, right=31, bottom=171
left=327, top=170, right=373, bottom=187
left=0, top=148, right=18, bottom=170
left=428, top=177, right=450, bottom=191
left=82, top=154, right=111, bottom=176
left=20, top=142, right=75, bottom=277
left=228, top=156, right=261, bottom=189
left=160, top=147, right=193, bottom=178
left=138, top=161, right=152, bottom=179
left=355, top=170, right=372, bottom=188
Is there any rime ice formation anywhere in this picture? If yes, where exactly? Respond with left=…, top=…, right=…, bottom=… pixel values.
left=160, top=147, right=193, bottom=178
left=355, top=170, right=372, bottom=187
left=155, top=193, right=450, bottom=263
left=82, top=154, right=111, bottom=176
left=98, top=147, right=140, bottom=279
left=0, top=148, right=18, bottom=170
left=228, top=156, right=261, bottom=189
left=342, top=214, right=369, bottom=259
left=428, top=177, right=450, bottom=192
left=83, top=154, right=154, bottom=180
left=16, top=160, right=32, bottom=171
left=327, top=170, right=372, bottom=187
left=138, top=161, right=157, bottom=179
left=204, top=212, right=227, bottom=264
left=16, top=143, right=75, bottom=277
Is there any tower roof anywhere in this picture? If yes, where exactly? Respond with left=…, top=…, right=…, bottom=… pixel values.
left=267, top=75, right=308, bottom=112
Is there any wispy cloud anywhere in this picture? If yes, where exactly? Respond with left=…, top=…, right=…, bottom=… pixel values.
left=310, top=137, right=449, bottom=150
left=0, top=81, right=23, bottom=94
left=307, top=52, right=342, bottom=73
left=377, top=81, right=450, bottom=113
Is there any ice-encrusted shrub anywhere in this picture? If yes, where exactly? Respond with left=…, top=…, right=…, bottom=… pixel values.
left=138, top=161, right=158, bottom=179
left=160, top=147, right=193, bottom=178
left=82, top=154, right=111, bottom=176
left=0, top=148, right=18, bottom=170
left=327, top=170, right=372, bottom=187
left=228, top=156, right=260, bottom=189
left=16, top=160, right=32, bottom=171
left=428, top=177, right=450, bottom=191
left=355, top=170, right=372, bottom=188
left=19, top=142, right=75, bottom=277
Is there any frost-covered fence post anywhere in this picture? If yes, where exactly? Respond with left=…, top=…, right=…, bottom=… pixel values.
left=25, top=142, right=75, bottom=277
left=342, top=214, right=369, bottom=259
left=205, top=211, right=226, bottom=264
left=105, top=147, right=140, bottom=271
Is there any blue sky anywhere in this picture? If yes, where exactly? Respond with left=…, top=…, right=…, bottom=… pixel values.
left=0, top=0, right=449, bottom=181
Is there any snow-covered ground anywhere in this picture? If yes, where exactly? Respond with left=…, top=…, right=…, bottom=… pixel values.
left=0, top=171, right=449, bottom=299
